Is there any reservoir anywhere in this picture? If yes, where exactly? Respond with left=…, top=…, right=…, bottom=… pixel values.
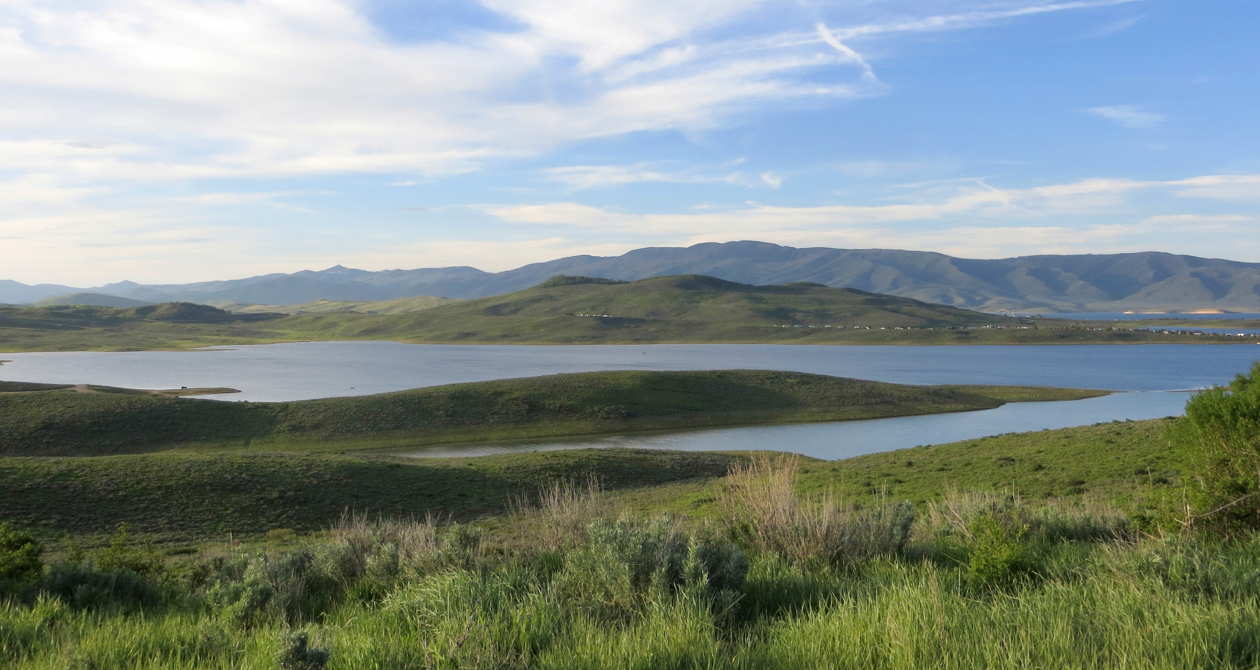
left=1, top=342, right=1256, bottom=458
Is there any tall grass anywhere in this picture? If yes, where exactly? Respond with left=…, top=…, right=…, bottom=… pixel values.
left=6, top=473, right=1260, bottom=669
left=720, top=454, right=914, bottom=565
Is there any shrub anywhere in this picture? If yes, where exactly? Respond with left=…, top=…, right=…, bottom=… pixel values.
left=278, top=631, right=329, bottom=670
left=43, top=562, right=163, bottom=611
left=550, top=517, right=748, bottom=623
left=720, top=454, right=914, bottom=565
left=1174, top=363, right=1260, bottom=537
left=0, top=522, right=42, bottom=584
left=91, top=524, right=162, bottom=576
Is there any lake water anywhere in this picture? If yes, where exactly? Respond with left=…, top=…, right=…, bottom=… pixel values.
left=2, top=342, right=1256, bottom=459
left=401, top=391, right=1190, bottom=460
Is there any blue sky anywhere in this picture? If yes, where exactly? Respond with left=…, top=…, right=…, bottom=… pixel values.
left=2, top=0, right=1258, bottom=285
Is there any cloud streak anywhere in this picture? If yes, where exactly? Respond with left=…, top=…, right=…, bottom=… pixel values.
left=1087, top=105, right=1165, bottom=128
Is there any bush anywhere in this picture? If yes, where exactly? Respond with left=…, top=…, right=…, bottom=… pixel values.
left=278, top=631, right=329, bottom=670
left=0, top=522, right=42, bottom=584
left=550, top=517, right=748, bottom=623
left=1175, top=363, right=1260, bottom=537
left=91, top=524, right=162, bottom=576
left=43, top=562, right=163, bottom=611
left=720, top=454, right=914, bottom=565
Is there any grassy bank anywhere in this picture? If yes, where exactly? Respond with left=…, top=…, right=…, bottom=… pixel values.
left=0, top=370, right=1107, bottom=456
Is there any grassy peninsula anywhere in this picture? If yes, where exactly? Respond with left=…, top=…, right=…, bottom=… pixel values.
left=4, top=275, right=1257, bottom=351
left=0, top=370, right=1107, bottom=456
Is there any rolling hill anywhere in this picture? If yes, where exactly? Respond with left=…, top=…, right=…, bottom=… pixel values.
left=35, top=292, right=152, bottom=308
left=223, top=294, right=457, bottom=315
left=273, top=274, right=1023, bottom=343
left=6, top=242, right=1260, bottom=312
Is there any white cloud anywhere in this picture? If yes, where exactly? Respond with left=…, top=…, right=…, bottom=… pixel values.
left=1087, top=105, right=1165, bottom=129
left=759, top=172, right=784, bottom=189
left=1083, top=14, right=1143, bottom=38
left=542, top=163, right=744, bottom=190
left=815, top=22, right=879, bottom=83
left=483, top=172, right=1260, bottom=251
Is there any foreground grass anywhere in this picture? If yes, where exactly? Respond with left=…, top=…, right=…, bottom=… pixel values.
left=0, top=370, right=1106, bottom=456
left=4, top=478, right=1260, bottom=670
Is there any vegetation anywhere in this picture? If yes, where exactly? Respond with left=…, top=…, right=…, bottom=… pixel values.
left=1174, top=362, right=1260, bottom=536
left=4, top=455, right=1260, bottom=669
left=0, top=370, right=1106, bottom=456
left=0, top=361, right=1256, bottom=668
left=222, top=295, right=456, bottom=316
left=4, top=275, right=1256, bottom=351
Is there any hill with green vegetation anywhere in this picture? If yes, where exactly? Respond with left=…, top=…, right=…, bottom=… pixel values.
left=3, top=276, right=1257, bottom=351
left=274, top=274, right=1020, bottom=344
left=33, top=293, right=151, bottom=308
left=223, top=295, right=457, bottom=315
left=0, top=370, right=1106, bottom=456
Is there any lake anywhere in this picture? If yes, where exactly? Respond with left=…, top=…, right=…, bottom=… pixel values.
left=400, top=390, right=1190, bottom=460
left=2, top=342, right=1256, bottom=459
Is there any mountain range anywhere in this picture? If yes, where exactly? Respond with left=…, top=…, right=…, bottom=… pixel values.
left=6, top=242, right=1260, bottom=313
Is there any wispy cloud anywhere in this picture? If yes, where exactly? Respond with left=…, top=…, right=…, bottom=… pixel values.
left=1083, top=14, right=1144, bottom=38
left=1087, top=105, right=1165, bottom=128
left=815, top=22, right=879, bottom=83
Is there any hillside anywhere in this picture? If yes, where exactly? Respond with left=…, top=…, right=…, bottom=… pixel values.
left=275, top=274, right=1025, bottom=344
left=0, top=370, right=1106, bottom=456
left=4, top=276, right=1255, bottom=351
left=6, top=242, right=1260, bottom=312
left=34, top=292, right=152, bottom=308
left=224, top=294, right=456, bottom=315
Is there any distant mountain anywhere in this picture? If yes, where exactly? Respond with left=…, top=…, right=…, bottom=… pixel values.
left=7, top=242, right=1260, bottom=312
left=35, top=293, right=152, bottom=308
left=0, top=280, right=80, bottom=304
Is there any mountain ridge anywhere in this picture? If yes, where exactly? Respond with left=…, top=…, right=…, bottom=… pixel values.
left=8, top=242, right=1260, bottom=312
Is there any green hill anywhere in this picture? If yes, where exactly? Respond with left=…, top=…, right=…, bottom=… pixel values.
left=273, top=274, right=1023, bottom=344
left=225, top=294, right=456, bottom=315
left=3, top=276, right=1255, bottom=351
left=0, top=370, right=1105, bottom=456
left=34, top=292, right=151, bottom=308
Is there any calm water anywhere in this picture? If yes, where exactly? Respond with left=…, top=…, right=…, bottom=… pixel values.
left=1, top=342, right=1257, bottom=402
left=402, top=391, right=1190, bottom=460
left=2, top=342, right=1256, bottom=460
left=1053, top=312, right=1260, bottom=321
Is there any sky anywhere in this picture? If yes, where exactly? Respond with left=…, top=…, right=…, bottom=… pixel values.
left=2, top=0, right=1259, bottom=285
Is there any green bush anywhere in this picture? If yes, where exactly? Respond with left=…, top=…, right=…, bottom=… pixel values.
left=43, top=562, right=163, bottom=611
left=278, top=631, right=329, bottom=670
left=964, top=513, right=1040, bottom=587
left=1176, top=362, right=1260, bottom=537
left=91, top=524, right=162, bottom=576
left=0, top=522, right=42, bottom=584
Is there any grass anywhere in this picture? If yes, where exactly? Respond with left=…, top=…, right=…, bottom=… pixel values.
left=4, top=453, right=1260, bottom=670
left=4, top=276, right=1256, bottom=351
left=0, top=416, right=1178, bottom=545
left=0, top=370, right=1106, bottom=456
